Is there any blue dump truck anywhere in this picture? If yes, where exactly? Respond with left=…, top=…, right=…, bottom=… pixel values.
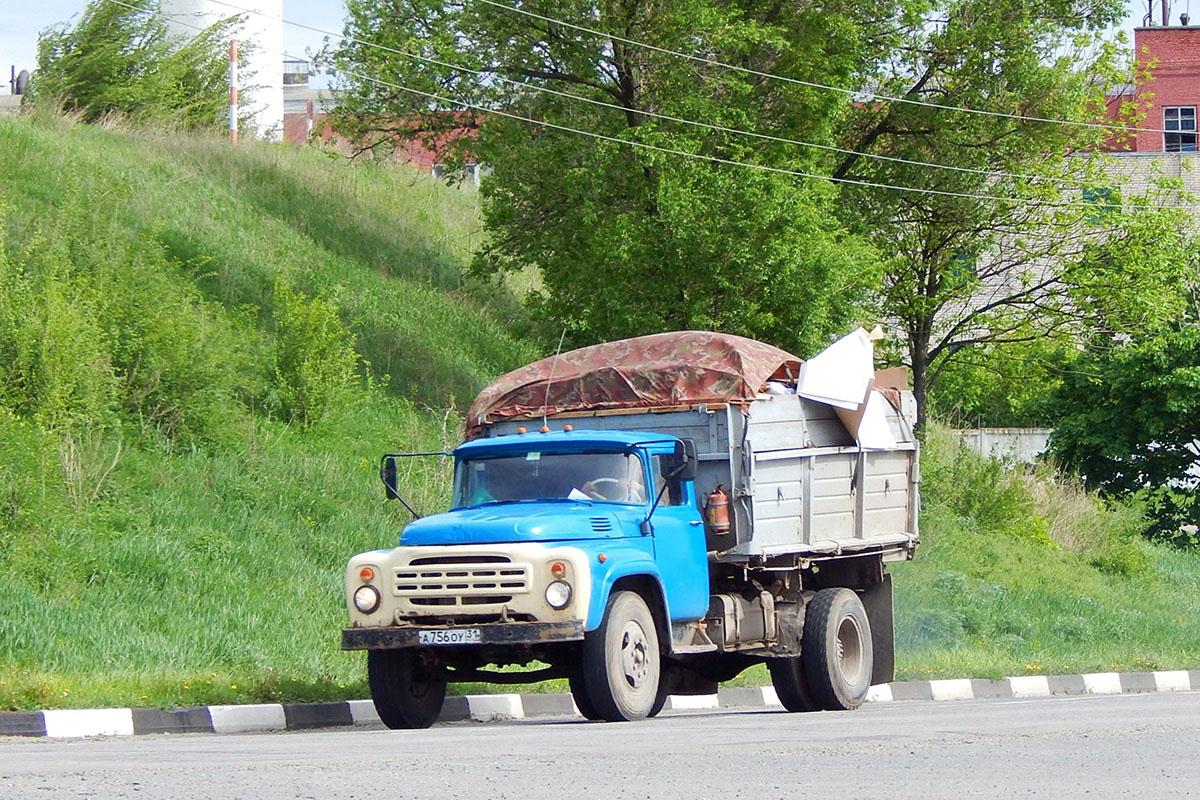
left=342, top=331, right=919, bottom=727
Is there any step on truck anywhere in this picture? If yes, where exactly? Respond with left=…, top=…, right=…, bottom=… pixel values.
left=342, top=330, right=919, bottom=728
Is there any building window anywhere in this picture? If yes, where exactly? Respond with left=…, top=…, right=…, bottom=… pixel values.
left=1164, top=106, right=1197, bottom=152
left=1082, top=186, right=1118, bottom=222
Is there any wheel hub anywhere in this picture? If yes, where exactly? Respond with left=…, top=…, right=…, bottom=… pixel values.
left=620, top=620, right=650, bottom=688
left=836, top=614, right=865, bottom=684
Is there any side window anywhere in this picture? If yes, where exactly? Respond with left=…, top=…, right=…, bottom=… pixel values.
left=652, top=454, right=686, bottom=506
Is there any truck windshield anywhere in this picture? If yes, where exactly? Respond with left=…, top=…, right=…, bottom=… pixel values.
left=453, top=451, right=647, bottom=507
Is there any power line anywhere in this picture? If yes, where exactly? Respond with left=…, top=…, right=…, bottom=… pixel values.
left=201, top=0, right=1098, bottom=188
left=99, top=0, right=1185, bottom=211
left=474, top=0, right=1177, bottom=138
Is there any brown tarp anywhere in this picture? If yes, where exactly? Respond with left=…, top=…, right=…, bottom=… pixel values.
left=466, top=331, right=803, bottom=439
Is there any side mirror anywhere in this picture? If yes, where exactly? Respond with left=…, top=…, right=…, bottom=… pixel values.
left=672, top=439, right=698, bottom=482
left=380, top=456, right=401, bottom=500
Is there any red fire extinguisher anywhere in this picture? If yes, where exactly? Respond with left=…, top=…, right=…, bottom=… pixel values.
left=705, top=485, right=731, bottom=534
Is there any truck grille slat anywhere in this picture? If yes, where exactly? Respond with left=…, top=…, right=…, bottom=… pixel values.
left=393, top=554, right=531, bottom=606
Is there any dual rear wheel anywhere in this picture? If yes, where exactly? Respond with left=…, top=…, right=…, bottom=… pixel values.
left=769, top=587, right=873, bottom=712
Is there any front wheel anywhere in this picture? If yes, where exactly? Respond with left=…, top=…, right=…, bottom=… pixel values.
left=803, top=588, right=873, bottom=711
left=367, top=649, right=447, bottom=729
left=579, top=590, right=661, bottom=721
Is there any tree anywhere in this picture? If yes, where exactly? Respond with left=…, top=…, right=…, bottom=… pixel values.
left=327, top=0, right=907, bottom=356
left=29, top=0, right=238, bottom=130
left=1049, top=318, right=1200, bottom=543
left=830, top=0, right=1191, bottom=424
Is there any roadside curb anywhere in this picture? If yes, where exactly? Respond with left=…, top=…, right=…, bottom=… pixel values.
left=4, top=669, right=1197, bottom=738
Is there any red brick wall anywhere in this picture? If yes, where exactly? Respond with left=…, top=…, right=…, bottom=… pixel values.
left=282, top=111, right=475, bottom=171
left=1132, top=27, right=1200, bottom=152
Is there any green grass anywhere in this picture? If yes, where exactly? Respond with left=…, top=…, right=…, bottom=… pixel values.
left=0, top=114, right=534, bottom=710
left=1, top=114, right=1198, bottom=712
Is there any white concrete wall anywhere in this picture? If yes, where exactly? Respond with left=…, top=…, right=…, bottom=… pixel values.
left=953, top=428, right=1053, bottom=464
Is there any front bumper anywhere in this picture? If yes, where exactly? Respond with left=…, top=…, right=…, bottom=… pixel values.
left=342, top=620, right=586, bottom=650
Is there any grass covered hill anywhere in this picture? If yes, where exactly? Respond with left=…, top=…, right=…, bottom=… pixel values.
left=0, top=113, right=536, bottom=710
left=0, top=114, right=1198, bottom=712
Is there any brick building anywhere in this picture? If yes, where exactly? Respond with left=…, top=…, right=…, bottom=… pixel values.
left=281, top=61, right=478, bottom=181
left=1104, top=19, right=1199, bottom=153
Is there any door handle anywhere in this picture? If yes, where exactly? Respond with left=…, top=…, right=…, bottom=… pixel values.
left=689, top=520, right=703, bottom=526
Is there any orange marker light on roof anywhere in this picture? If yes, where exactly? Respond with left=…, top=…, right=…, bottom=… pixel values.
left=540, top=426, right=550, bottom=433
left=563, top=424, right=573, bottom=432
left=359, top=567, right=375, bottom=582
left=517, top=427, right=527, bottom=434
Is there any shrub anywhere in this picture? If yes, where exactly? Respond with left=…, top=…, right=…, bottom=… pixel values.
left=28, top=0, right=238, bottom=130
left=271, top=279, right=361, bottom=426
left=920, top=425, right=1052, bottom=547
left=95, top=244, right=256, bottom=444
left=0, top=213, right=118, bottom=431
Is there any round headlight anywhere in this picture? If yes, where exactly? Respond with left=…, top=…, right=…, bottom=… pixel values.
left=353, top=584, right=381, bottom=614
left=545, top=580, right=572, bottom=610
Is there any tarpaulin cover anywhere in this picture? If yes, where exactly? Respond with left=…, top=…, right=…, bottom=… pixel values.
left=466, top=331, right=803, bottom=439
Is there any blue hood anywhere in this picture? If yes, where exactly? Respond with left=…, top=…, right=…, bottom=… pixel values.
left=399, top=502, right=642, bottom=546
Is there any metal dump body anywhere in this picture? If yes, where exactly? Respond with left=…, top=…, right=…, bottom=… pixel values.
left=480, top=391, right=919, bottom=565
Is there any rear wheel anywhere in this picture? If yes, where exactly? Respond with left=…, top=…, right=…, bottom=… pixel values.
left=767, top=655, right=819, bottom=712
left=367, top=649, right=447, bottom=729
left=803, top=588, right=873, bottom=711
left=580, top=590, right=661, bottom=721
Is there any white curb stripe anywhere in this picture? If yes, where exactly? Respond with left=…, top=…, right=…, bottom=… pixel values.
left=466, top=694, right=524, bottom=721
left=347, top=699, right=381, bottom=725
left=43, top=708, right=134, bottom=738
left=1153, top=671, right=1191, bottom=692
left=930, top=679, right=974, bottom=702
left=1007, top=676, right=1051, bottom=697
left=208, top=703, right=286, bottom=734
left=667, top=694, right=720, bottom=710
left=866, top=683, right=893, bottom=703
left=1082, top=673, right=1122, bottom=695
left=760, top=686, right=782, bottom=706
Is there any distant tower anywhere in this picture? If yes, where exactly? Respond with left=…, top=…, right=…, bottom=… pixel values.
left=161, top=0, right=284, bottom=140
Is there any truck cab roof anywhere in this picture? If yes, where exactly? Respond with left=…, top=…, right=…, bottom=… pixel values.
left=456, top=429, right=679, bottom=457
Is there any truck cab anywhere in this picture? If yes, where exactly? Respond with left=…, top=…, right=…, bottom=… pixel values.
left=344, top=429, right=708, bottom=727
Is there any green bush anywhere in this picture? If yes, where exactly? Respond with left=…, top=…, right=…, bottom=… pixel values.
left=271, top=279, right=361, bottom=426
left=28, top=0, right=238, bottom=130
left=0, top=213, right=118, bottom=431
left=920, top=425, right=1053, bottom=547
left=95, top=245, right=260, bottom=444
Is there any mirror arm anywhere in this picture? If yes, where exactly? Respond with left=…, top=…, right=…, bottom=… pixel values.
left=640, top=461, right=687, bottom=534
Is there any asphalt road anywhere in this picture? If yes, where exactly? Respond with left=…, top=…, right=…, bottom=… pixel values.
left=1, top=692, right=1197, bottom=799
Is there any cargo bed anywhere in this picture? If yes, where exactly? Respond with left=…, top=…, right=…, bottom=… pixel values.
left=480, top=391, right=919, bottom=566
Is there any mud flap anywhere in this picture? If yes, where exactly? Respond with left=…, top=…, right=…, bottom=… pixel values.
left=861, top=573, right=894, bottom=685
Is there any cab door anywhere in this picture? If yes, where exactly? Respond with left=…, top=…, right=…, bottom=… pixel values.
left=646, top=448, right=710, bottom=621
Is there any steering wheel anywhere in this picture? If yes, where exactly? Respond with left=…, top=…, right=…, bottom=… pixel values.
left=583, top=478, right=646, bottom=503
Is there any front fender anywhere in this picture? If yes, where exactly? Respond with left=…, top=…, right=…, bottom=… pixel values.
left=583, top=539, right=668, bottom=632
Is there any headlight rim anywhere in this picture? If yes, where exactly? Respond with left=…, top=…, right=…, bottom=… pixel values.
left=544, top=580, right=572, bottom=610
left=353, top=584, right=382, bottom=614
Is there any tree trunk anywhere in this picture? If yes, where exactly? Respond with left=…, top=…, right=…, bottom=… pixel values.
left=909, top=328, right=931, bottom=431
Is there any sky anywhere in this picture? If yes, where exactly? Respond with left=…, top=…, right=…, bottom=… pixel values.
left=0, top=0, right=1171, bottom=95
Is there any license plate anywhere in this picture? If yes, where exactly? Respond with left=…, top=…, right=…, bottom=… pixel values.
left=418, top=628, right=482, bottom=646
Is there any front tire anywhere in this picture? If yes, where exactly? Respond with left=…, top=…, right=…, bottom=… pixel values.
left=367, top=649, right=447, bottom=729
left=803, top=588, right=873, bottom=711
left=580, top=590, right=661, bottom=721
